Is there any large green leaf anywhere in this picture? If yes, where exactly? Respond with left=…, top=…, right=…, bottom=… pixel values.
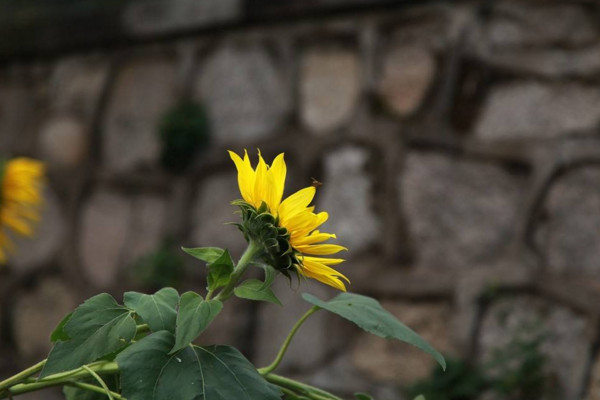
left=206, top=249, right=235, bottom=290
left=234, top=279, right=282, bottom=305
left=116, top=331, right=282, bottom=400
left=50, top=312, right=72, bottom=343
left=40, top=293, right=137, bottom=378
left=355, top=393, right=374, bottom=400
left=302, top=292, right=446, bottom=371
left=124, top=288, right=179, bottom=334
left=172, top=291, right=222, bottom=353
left=182, top=246, right=224, bottom=263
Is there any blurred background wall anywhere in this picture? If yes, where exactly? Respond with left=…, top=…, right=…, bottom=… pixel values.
left=1, top=0, right=600, bottom=399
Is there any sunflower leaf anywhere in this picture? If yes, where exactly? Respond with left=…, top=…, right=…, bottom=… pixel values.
left=206, top=249, right=235, bottom=290
left=117, top=331, right=282, bottom=400
left=181, top=246, right=224, bottom=263
left=50, top=312, right=73, bottom=342
left=302, top=292, right=446, bottom=371
left=234, top=279, right=282, bottom=305
left=171, top=291, right=222, bottom=354
left=124, top=288, right=179, bottom=334
left=41, top=293, right=137, bottom=378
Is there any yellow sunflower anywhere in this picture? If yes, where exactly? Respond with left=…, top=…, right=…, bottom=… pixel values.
left=229, top=149, right=349, bottom=291
left=0, top=157, right=45, bottom=264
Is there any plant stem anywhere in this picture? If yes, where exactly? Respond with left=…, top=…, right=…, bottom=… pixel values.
left=214, top=240, right=261, bottom=301
left=265, top=374, right=343, bottom=400
left=258, top=306, right=320, bottom=375
left=0, top=362, right=120, bottom=399
left=66, top=381, right=125, bottom=400
left=82, top=365, right=114, bottom=400
left=0, top=360, right=46, bottom=391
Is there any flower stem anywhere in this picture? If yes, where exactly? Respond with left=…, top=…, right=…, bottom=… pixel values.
left=265, top=373, right=343, bottom=400
left=82, top=365, right=114, bottom=400
left=0, top=359, right=46, bottom=391
left=258, top=306, right=320, bottom=375
left=214, top=240, right=261, bottom=302
left=66, top=381, right=125, bottom=400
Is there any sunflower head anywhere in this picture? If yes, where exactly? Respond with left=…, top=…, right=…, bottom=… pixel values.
left=229, top=150, right=349, bottom=291
left=0, top=157, right=45, bottom=264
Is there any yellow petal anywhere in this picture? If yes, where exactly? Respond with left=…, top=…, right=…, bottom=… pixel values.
left=253, top=151, right=270, bottom=210
left=303, top=256, right=345, bottom=266
left=268, top=153, right=286, bottom=211
left=228, top=150, right=255, bottom=204
left=292, top=231, right=337, bottom=246
left=278, top=186, right=316, bottom=223
left=295, top=244, right=347, bottom=255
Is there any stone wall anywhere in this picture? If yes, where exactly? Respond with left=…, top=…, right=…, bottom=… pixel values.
left=1, top=0, right=600, bottom=399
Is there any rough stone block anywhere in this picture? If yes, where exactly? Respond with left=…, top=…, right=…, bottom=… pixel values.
left=300, top=47, right=361, bottom=133
left=401, top=152, right=525, bottom=272
left=378, top=44, right=435, bottom=117
left=122, top=195, right=167, bottom=267
left=80, top=190, right=132, bottom=288
left=351, top=301, right=455, bottom=385
left=537, top=167, right=600, bottom=278
left=103, top=57, right=177, bottom=173
left=13, top=278, right=78, bottom=359
left=478, top=295, right=592, bottom=400
left=475, top=82, right=600, bottom=140
left=318, top=146, right=381, bottom=255
left=196, top=45, right=288, bottom=143
left=39, top=116, right=88, bottom=167
left=189, top=173, right=247, bottom=258
left=0, top=80, right=37, bottom=155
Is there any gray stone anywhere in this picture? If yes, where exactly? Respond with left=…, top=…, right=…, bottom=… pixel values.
left=318, top=146, right=380, bottom=254
left=585, top=352, right=600, bottom=400
left=122, top=195, right=167, bottom=266
left=0, top=80, right=36, bottom=155
left=196, top=45, right=288, bottom=143
left=351, top=301, right=455, bottom=385
left=537, top=168, right=600, bottom=278
left=195, top=297, right=253, bottom=350
left=401, top=152, right=525, bottom=272
left=39, top=116, right=88, bottom=167
left=50, top=56, right=110, bottom=118
left=475, top=45, right=600, bottom=79
left=299, top=47, right=361, bottom=133
left=80, top=190, right=132, bottom=288
left=478, top=295, right=592, bottom=399
left=190, top=173, right=247, bottom=258
left=103, top=57, right=177, bottom=172
left=487, top=4, right=598, bottom=48
left=378, top=45, right=436, bottom=117
left=125, top=0, right=241, bottom=35
left=475, top=82, right=600, bottom=140
left=13, top=278, right=78, bottom=358
left=253, top=279, right=332, bottom=372
left=12, top=186, right=66, bottom=273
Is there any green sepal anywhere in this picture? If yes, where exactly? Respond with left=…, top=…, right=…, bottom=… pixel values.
left=124, top=288, right=179, bottom=334
left=234, top=279, right=282, bottom=305
left=172, top=291, right=222, bottom=354
left=302, top=292, right=446, bottom=371
left=116, top=331, right=282, bottom=400
left=41, top=293, right=137, bottom=378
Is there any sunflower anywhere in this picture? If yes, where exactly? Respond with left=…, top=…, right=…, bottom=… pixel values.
left=229, top=150, right=349, bottom=291
left=0, top=157, right=45, bottom=264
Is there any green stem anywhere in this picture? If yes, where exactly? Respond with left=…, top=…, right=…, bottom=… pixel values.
left=0, top=362, right=120, bottom=399
left=258, top=306, right=320, bottom=375
left=135, top=324, right=150, bottom=335
left=66, top=381, right=125, bottom=400
left=0, top=360, right=46, bottom=390
left=82, top=365, right=114, bottom=400
left=265, top=374, right=343, bottom=400
left=214, top=240, right=261, bottom=302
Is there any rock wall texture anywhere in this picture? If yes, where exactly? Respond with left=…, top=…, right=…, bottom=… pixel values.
left=1, top=0, right=600, bottom=399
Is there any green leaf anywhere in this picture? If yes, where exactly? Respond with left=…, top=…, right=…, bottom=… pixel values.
left=40, top=293, right=136, bottom=378
left=181, top=246, right=224, bottom=263
left=414, top=396, right=426, bottom=400
left=50, top=312, right=72, bottom=342
left=172, top=291, right=222, bottom=353
left=117, top=331, right=282, bottom=400
left=234, top=279, right=282, bottom=305
left=124, top=288, right=179, bottom=334
left=207, top=249, right=235, bottom=290
left=355, top=393, right=374, bottom=400
left=302, top=292, right=446, bottom=371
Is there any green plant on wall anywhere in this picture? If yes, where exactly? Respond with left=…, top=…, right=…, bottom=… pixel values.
left=158, top=101, right=210, bottom=173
